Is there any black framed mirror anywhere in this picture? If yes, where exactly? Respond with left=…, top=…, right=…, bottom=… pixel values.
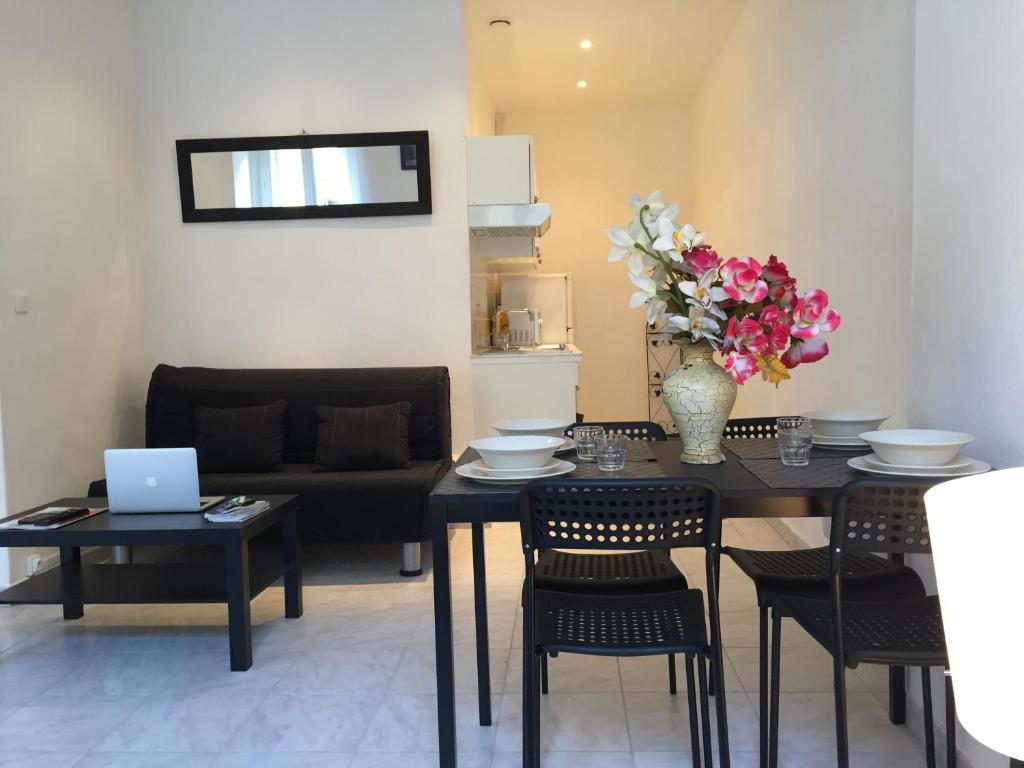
left=176, top=130, right=431, bottom=222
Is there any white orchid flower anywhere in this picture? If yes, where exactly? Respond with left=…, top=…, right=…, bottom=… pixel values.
left=665, top=314, right=690, bottom=334
left=627, top=192, right=680, bottom=242
left=652, top=217, right=683, bottom=261
left=629, top=190, right=664, bottom=216
left=628, top=252, right=662, bottom=277
left=688, top=307, right=723, bottom=346
left=627, top=270, right=668, bottom=325
left=679, top=269, right=728, bottom=320
left=607, top=227, right=643, bottom=262
left=676, top=223, right=707, bottom=252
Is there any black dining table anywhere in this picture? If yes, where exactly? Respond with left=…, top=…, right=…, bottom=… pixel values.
left=429, top=437, right=905, bottom=768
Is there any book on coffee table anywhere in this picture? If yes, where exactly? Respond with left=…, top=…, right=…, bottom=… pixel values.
left=0, top=506, right=106, bottom=531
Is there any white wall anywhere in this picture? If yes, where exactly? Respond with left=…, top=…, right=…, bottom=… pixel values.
left=910, top=2, right=1024, bottom=765
left=691, top=0, right=915, bottom=426
left=500, top=108, right=691, bottom=422
left=136, top=0, right=475, bottom=451
left=0, top=0, right=148, bottom=586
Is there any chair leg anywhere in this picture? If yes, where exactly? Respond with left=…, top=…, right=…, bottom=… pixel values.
left=531, top=653, right=542, bottom=767
left=541, top=653, right=549, bottom=695
left=697, top=655, right=715, bottom=768
left=685, top=654, right=702, bottom=768
left=758, top=606, right=769, bottom=768
left=945, top=669, right=957, bottom=768
left=832, top=648, right=850, bottom=768
left=922, top=667, right=936, bottom=768
left=522, top=641, right=535, bottom=768
left=768, top=612, right=782, bottom=768
left=668, top=653, right=678, bottom=695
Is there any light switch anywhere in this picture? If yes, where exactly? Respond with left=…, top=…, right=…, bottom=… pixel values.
left=14, top=290, right=29, bottom=314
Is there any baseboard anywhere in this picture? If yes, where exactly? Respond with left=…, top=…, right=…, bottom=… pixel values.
left=761, top=518, right=976, bottom=768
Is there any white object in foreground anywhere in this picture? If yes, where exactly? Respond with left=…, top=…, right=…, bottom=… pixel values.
left=469, top=435, right=565, bottom=470
left=858, top=429, right=974, bottom=467
left=802, top=409, right=888, bottom=438
left=925, top=468, right=1024, bottom=762
left=492, top=418, right=574, bottom=438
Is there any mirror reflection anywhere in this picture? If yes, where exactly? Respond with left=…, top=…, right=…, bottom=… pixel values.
left=190, top=144, right=419, bottom=209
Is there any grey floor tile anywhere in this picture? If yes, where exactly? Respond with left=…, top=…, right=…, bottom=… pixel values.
left=73, top=754, right=217, bottom=768
left=0, top=701, right=134, bottom=753
left=359, top=694, right=496, bottom=755
left=212, top=754, right=353, bottom=768
left=495, top=692, right=630, bottom=753
left=276, top=647, right=403, bottom=694
left=491, top=752, right=634, bottom=768
left=225, top=692, right=381, bottom=752
left=0, top=753, right=82, bottom=768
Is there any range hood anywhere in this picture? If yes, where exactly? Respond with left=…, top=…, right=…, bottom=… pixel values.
left=466, top=135, right=550, bottom=239
left=468, top=203, right=551, bottom=238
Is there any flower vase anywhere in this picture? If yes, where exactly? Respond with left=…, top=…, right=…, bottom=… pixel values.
left=661, top=341, right=738, bottom=464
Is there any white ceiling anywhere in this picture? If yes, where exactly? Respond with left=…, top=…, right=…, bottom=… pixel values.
left=465, top=0, right=748, bottom=111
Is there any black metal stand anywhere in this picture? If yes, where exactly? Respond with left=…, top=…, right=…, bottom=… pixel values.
left=472, top=523, right=492, bottom=726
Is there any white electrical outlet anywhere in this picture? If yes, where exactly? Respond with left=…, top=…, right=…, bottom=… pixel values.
left=25, top=554, right=42, bottom=576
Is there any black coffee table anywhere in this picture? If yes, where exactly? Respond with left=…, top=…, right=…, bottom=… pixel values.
left=0, top=494, right=301, bottom=670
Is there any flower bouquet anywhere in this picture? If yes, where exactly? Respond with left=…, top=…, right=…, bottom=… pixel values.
left=608, top=191, right=841, bottom=462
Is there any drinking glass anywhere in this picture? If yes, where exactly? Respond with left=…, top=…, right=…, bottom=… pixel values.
left=574, top=425, right=605, bottom=462
left=777, top=416, right=813, bottom=467
left=596, top=433, right=628, bottom=472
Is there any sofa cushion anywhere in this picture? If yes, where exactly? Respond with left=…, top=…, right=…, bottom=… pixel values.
left=313, top=402, right=410, bottom=472
left=194, top=400, right=287, bottom=473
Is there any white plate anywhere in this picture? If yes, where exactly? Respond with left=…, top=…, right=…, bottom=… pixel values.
left=812, top=435, right=869, bottom=449
left=492, top=418, right=574, bottom=438
left=456, top=458, right=576, bottom=484
left=848, top=455, right=990, bottom=478
left=465, top=458, right=558, bottom=477
left=802, top=410, right=889, bottom=438
left=862, top=452, right=973, bottom=472
left=859, top=429, right=974, bottom=467
left=555, top=437, right=576, bottom=453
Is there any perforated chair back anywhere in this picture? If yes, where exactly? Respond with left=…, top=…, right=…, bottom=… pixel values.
left=831, top=479, right=934, bottom=558
left=723, top=417, right=782, bottom=440
left=520, top=478, right=720, bottom=555
left=565, top=421, right=667, bottom=442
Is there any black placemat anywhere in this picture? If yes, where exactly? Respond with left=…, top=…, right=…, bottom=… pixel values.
left=738, top=456, right=861, bottom=489
left=724, top=437, right=867, bottom=461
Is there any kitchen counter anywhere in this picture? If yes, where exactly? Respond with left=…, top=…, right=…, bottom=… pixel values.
left=471, top=344, right=582, bottom=364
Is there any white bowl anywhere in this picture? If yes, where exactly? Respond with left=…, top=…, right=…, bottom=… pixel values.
left=859, top=429, right=974, bottom=467
left=469, top=435, right=565, bottom=470
left=492, top=418, right=574, bottom=438
left=802, top=410, right=890, bottom=438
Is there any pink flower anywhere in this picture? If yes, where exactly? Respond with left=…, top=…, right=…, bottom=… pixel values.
left=682, top=245, right=721, bottom=278
left=790, top=289, right=841, bottom=340
left=724, top=316, right=770, bottom=355
left=763, top=256, right=797, bottom=308
left=781, top=336, right=829, bottom=368
left=723, top=351, right=759, bottom=384
left=719, top=257, right=769, bottom=303
left=759, top=305, right=792, bottom=352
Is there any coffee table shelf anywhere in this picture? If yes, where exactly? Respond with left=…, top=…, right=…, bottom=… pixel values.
left=0, top=557, right=288, bottom=606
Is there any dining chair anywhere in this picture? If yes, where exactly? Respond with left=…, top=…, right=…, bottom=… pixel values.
left=770, top=479, right=954, bottom=768
left=540, top=420, right=681, bottom=696
left=519, top=477, right=731, bottom=768
left=722, top=417, right=926, bottom=768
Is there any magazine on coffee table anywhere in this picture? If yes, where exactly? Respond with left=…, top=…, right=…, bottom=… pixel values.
left=0, top=506, right=107, bottom=530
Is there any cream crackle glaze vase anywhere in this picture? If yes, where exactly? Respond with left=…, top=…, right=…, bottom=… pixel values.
left=661, top=340, right=738, bottom=464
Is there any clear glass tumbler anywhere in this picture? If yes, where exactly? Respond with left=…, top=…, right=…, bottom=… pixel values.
left=777, top=416, right=813, bottom=467
left=574, top=425, right=605, bottom=463
left=596, top=433, right=628, bottom=471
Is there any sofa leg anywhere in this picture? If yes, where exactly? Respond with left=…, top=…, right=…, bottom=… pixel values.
left=400, top=541, right=423, bottom=577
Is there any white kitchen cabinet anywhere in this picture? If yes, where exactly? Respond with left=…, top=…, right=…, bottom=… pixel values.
left=470, top=347, right=581, bottom=439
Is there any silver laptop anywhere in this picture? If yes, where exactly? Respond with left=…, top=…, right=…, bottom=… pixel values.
left=104, top=448, right=220, bottom=513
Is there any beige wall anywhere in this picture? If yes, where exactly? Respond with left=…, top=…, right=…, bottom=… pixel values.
left=137, top=0, right=476, bottom=452
left=501, top=108, right=691, bottom=422
left=0, top=0, right=148, bottom=585
left=910, top=2, right=1024, bottom=765
left=691, top=0, right=915, bottom=426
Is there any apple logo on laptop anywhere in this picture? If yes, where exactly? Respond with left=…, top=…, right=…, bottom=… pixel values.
left=146, top=476, right=159, bottom=488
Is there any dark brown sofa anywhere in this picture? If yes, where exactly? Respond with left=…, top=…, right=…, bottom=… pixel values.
left=88, top=364, right=451, bottom=575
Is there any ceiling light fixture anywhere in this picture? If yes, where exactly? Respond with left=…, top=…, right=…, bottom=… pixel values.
left=579, top=39, right=592, bottom=49
left=576, top=80, right=588, bottom=89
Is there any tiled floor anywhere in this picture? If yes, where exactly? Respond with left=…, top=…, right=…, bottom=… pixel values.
left=0, top=519, right=931, bottom=767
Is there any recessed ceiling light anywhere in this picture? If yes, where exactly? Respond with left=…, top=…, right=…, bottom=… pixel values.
left=579, top=39, right=592, bottom=49
left=576, top=80, right=588, bottom=89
